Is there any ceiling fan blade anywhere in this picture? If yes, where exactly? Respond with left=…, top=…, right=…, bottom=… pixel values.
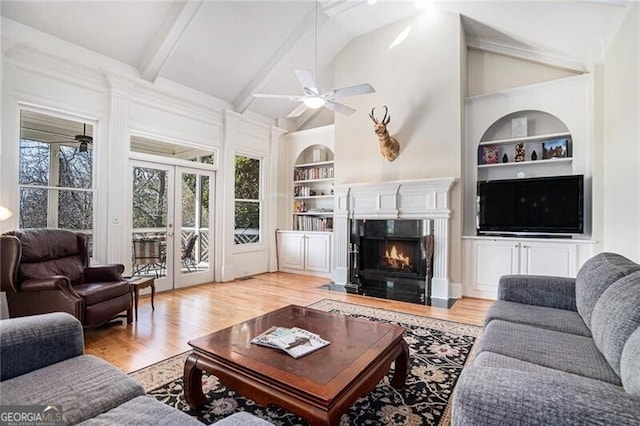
left=294, top=70, right=317, bottom=90
left=253, top=93, right=305, bottom=102
left=287, top=103, right=309, bottom=118
left=325, top=83, right=376, bottom=100
left=324, top=99, right=356, bottom=116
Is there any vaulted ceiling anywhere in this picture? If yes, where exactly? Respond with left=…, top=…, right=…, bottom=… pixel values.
left=1, top=0, right=634, bottom=124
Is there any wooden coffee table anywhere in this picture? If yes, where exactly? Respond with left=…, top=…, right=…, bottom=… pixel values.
left=184, top=305, right=409, bottom=425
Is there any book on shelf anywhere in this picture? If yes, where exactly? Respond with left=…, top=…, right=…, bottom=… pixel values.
left=251, top=326, right=330, bottom=358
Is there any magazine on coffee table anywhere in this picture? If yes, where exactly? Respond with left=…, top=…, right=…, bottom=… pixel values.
left=251, top=326, right=330, bottom=358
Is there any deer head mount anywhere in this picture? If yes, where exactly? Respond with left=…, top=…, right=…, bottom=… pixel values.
left=369, top=106, right=399, bottom=162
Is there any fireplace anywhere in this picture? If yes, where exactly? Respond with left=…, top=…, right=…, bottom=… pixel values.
left=347, top=219, right=434, bottom=305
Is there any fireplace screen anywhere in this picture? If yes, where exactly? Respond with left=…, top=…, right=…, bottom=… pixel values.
left=348, top=219, right=434, bottom=305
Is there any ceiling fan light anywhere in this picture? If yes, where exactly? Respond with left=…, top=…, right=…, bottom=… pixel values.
left=79, top=141, right=88, bottom=152
left=304, top=96, right=325, bottom=109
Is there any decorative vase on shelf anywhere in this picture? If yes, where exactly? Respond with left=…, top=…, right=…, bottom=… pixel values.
left=532, top=150, right=538, bottom=161
left=502, top=153, right=508, bottom=163
left=515, top=143, right=525, bottom=162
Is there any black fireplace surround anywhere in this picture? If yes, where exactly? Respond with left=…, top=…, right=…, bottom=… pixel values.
left=347, top=219, right=434, bottom=305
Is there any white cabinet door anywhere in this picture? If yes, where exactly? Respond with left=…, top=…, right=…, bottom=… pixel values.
left=279, top=233, right=305, bottom=271
left=305, top=233, right=331, bottom=273
left=467, top=239, right=519, bottom=299
left=520, top=241, right=577, bottom=277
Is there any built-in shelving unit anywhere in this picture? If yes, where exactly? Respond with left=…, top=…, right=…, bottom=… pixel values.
left=478, top=131, right=572, bottom=169
left=278, top=125, right=335, bottom=278
left=292, top=146, right=334, bottom=232
left=478, top=157, right=572, bottom=169
left=477, top=131, right=571, bottom=146
left=462, top=76, right=593, bottom=299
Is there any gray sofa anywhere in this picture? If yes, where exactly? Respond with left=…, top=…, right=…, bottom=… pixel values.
left=452, top=252, right=640, bottom=425
left=0, top=312, right=271, bottom=425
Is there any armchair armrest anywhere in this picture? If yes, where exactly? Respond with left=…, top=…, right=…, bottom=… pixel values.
left=83, top=264, right=125, bottom=283
left=0, top=312, right=84, bottom=381
left=453, top=366, right=640, bottom=426
left=20, top=276, right=76, bottom=294
left=498, top=275, right=577, bottom=310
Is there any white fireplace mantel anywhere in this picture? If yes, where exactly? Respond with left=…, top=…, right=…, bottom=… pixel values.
left=332, top=177, right=457, bottom=305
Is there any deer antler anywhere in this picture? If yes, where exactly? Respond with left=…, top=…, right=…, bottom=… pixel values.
left=382, top=105, right=390, bottom=125
left=369, top=108, right=378, bottom=124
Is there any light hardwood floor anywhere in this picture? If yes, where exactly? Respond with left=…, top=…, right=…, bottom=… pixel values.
left=84, top=272, right=492, bottom=373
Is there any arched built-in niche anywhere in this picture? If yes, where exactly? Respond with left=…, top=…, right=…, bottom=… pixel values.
left=477, top=110, right=573, bottom=182
left=292, top=144, right=335, bottom=232
left=480, top=110, right=569, bottom=142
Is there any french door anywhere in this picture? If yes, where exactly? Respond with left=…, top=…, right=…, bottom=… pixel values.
left=131, top=160, right=215, bottom=292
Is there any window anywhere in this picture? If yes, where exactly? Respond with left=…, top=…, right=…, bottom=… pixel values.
left=18, top=111, right=94, bottom=247
left=234, top=154, right=261, bottom=245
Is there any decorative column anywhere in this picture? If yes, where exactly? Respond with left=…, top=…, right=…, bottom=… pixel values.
left=331, top=186, right=350, bottom=284
left=104, top=74, right=135, bottom=266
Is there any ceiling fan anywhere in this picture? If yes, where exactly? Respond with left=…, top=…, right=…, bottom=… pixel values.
left=74, top=124, right=93, bottom=152
left=23, top=123, right=93, bottom=152
left=252, top=0, right=375, bottom=118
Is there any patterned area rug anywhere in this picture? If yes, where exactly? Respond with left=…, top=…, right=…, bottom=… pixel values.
left=130, top=300, right=482, bottom=425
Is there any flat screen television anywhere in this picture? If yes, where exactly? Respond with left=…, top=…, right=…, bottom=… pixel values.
left=477, top=175, right=584, bottom=235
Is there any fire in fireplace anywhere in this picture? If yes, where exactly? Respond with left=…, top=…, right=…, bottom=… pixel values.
left=382, top=245, right=412, bottom=271
left=348, top=219, right=434, bottom=305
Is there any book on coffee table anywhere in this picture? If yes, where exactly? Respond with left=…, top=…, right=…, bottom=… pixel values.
left=251, top=326, right=330, bottom=358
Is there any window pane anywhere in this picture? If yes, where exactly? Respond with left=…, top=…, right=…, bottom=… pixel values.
left=201, top=155, right=214, bottom=165
left=59, top=145, right=92, bottom=189
left=234, top=156, right=260, bottom=200
left=58, top=190, right=93, bottom=230
left=234, top=201, right=260, bottom=244
left=132, top=167, right=168, bottom=228
left=19, top=140, right=49, bottom=186
left=201, top=176, right=210, bottom=228
left=19, top=188, right=48, bottom=228
left=182, top=173, right=196, bottom=228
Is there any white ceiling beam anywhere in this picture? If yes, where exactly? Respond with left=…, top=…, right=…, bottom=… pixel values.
left=138, top=0, right=203, bottom=83
left=232, top=5, right=335, bottom=114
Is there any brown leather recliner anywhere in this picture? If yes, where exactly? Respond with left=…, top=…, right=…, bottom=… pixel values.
left=1, top=228, right=132, bottom=327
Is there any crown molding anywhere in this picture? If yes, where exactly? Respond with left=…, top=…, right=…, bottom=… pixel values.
left=466, top=35, right=587, bottom=73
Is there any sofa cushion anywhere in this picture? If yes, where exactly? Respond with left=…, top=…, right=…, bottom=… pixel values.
left=77, top=395, right=202, bottom=425
left=0, top=312, right=84, bottom=381
left=0, top=355, right=144, bottom=425
left=474, top=351, right=594, bottom=378
left=590, top=270, right=640, bottom=376
left=575, top=252, right=640, bottom=327
left=485, top=300, right=591, bottom=336
left=478, top=320, right=620, bottom=384
left=452, top=364, right=640, bottom=426
left=621, top=327, right=640, bottom=396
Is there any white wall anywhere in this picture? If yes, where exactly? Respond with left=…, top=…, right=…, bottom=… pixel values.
left=603, top=5, right=640, bottom=261
left=333, top=11, right=464, bottom=287
left=468, top=48, right=581, bottom=97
